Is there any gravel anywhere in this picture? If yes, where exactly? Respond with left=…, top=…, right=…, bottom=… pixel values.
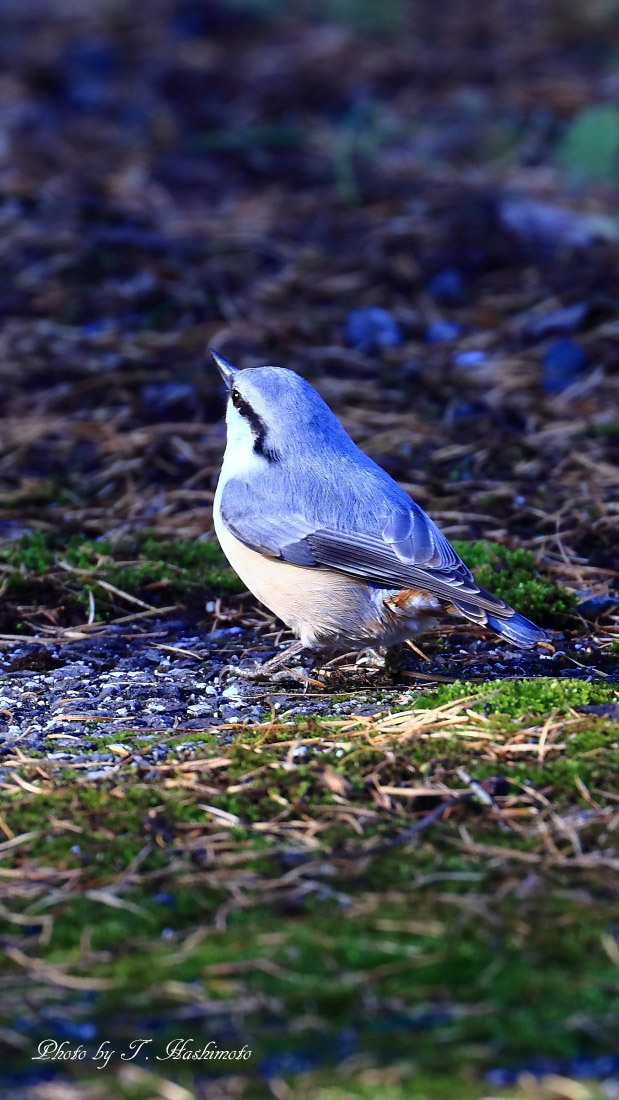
left=0, top=618, right=615, bottom=772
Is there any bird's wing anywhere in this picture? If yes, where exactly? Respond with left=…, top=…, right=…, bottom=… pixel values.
left=219, top=478, right=509, bottom=617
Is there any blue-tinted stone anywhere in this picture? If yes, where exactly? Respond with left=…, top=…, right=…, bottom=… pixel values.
left=526, top=301, right=587, bottom=340
left=81, top=319, right=108, bottom=337
left=52, top=1019, right=98, bottom=1041
left=427, top=267, right=465, bottom=302
left=0, top=1069, right=57, bottom=1088
left=452, top=349, right=486, bottom=367
left=569, top=1057, right=605, bottom=1079
left=345, top=307, right=403, bottom=352
left=260, top=1050, right=319, bottom=1078
left=399, top=359, right=421, bottom=380
left=577, top=593, right=617, bottom=617
left=208, top=626, right=244, bottom=641
left=453, top=402, right=487, bottom=419
left=335, top=1027, right=357, bottom=1056
left=485, top=1068, right=518, bottom=1086
left=542, top=339, right=588, bottom=393
left=62, top=42, right=118, bottom=110
left=153, top=891, right=176, bottom=905
left=65, top=40, right=117, bottom=78
left=425, top=319, right=462, bottom=343
left=169, top=0, right=239, bottom=37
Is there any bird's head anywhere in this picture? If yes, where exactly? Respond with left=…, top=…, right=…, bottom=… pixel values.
left=212, top=350, right=344, bottom=466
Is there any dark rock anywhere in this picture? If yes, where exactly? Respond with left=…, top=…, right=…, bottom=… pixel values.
left=169, top=0, right=242, bottom=38
left=8, top=645, right=56, bottom=672
left=452, top=401, right=487, bottom=419
left=50, top=664, right=95, bottom=680
left=427, top=267, right=465, bottom=303
left=481, top=776, right=511, bottom=797
left=219, top=705, right=243, bottom=720
left=344, top=307, right=403, bottom=352
left=61, top=40, right=117, bottom=111
left=542, top=339, right=589, bottom=393
left=577, top=592, right=618, bottom=618
left=577, top=703, right=619, bottom=720
left=206, top=626, right=244, bottom=642
left=399, top=359, right=422, bottom=381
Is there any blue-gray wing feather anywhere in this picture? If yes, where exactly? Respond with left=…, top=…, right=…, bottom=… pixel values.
left=220, top=479, right=509, bottom=615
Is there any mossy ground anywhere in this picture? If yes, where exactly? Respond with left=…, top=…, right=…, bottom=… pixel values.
left=1, top=677, right=617, bottom=1095
left=0, top=530, right=576, bottom=635
left=0, top=530, right=244, bottom=632
left=33, top=1067, right=619, bottom=1100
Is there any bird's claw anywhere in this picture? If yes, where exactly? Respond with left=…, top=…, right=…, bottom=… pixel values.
left=354, top=647, right=387, bottom=671
left=220, top=661, right=320, bottom=687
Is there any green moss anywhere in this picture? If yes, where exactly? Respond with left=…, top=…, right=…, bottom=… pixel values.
left=452, top=540, right=577, bottom=625
left=414, top=676, right=615, bottom=716
left=0, top=529, right=244, bottom=627
left=0, top=529, right=58, bottom=572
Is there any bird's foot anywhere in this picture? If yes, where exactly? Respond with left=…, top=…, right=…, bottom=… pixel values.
left=221, top=661, right=311, bottom=686
left=354, top=647, right=387, bottom=671
left=220, top=641, right=324, bottom=688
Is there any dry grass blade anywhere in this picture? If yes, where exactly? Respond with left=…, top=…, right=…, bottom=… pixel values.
left=4, top=946, right=112, bottom=990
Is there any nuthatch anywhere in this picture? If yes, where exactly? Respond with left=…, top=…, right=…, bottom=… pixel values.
left=212, top=352, right=545, bottom=677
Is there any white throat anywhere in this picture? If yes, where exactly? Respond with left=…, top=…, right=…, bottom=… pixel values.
left=219, top=402, right=270, bottom=482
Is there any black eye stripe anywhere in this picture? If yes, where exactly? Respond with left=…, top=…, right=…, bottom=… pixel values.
left=232, top=391, right=253, bottom=417
left=230, top=389, right=280, bottom=464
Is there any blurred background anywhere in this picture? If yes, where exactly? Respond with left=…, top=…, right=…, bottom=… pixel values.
left=0, top=1, right=618, bottom=1098
left=0, top=0, right=616, bottom=573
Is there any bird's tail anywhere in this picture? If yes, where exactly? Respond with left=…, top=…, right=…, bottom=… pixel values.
left=485, top=610, right=546, bottom=648
left=452, top=593, right=546, bottom=649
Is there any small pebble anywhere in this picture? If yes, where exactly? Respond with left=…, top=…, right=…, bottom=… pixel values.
left=425, top=319, right=461, bottom=343
left=345, top=307, right=403, bottom=352
left=153, top=892, right=175, bottom=905
left=427, top=267, right=465, bottom=303
left=452, top=349, right=486, bottom=367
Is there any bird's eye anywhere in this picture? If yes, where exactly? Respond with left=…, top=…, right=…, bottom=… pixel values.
left=231, top=389, right=241, bottom=408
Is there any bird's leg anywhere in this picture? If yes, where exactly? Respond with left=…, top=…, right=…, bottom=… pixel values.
left=221, top=640, right=310, bottom=683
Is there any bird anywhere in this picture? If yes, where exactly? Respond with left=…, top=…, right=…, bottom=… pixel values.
left=211, top=350, right=546, bottom=678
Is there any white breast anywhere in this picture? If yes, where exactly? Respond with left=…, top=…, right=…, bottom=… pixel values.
left=214, top=473, right=382, bottom=648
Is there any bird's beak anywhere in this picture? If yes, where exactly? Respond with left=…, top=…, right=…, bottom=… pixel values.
left=210, top=349, right=238, bottom=391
